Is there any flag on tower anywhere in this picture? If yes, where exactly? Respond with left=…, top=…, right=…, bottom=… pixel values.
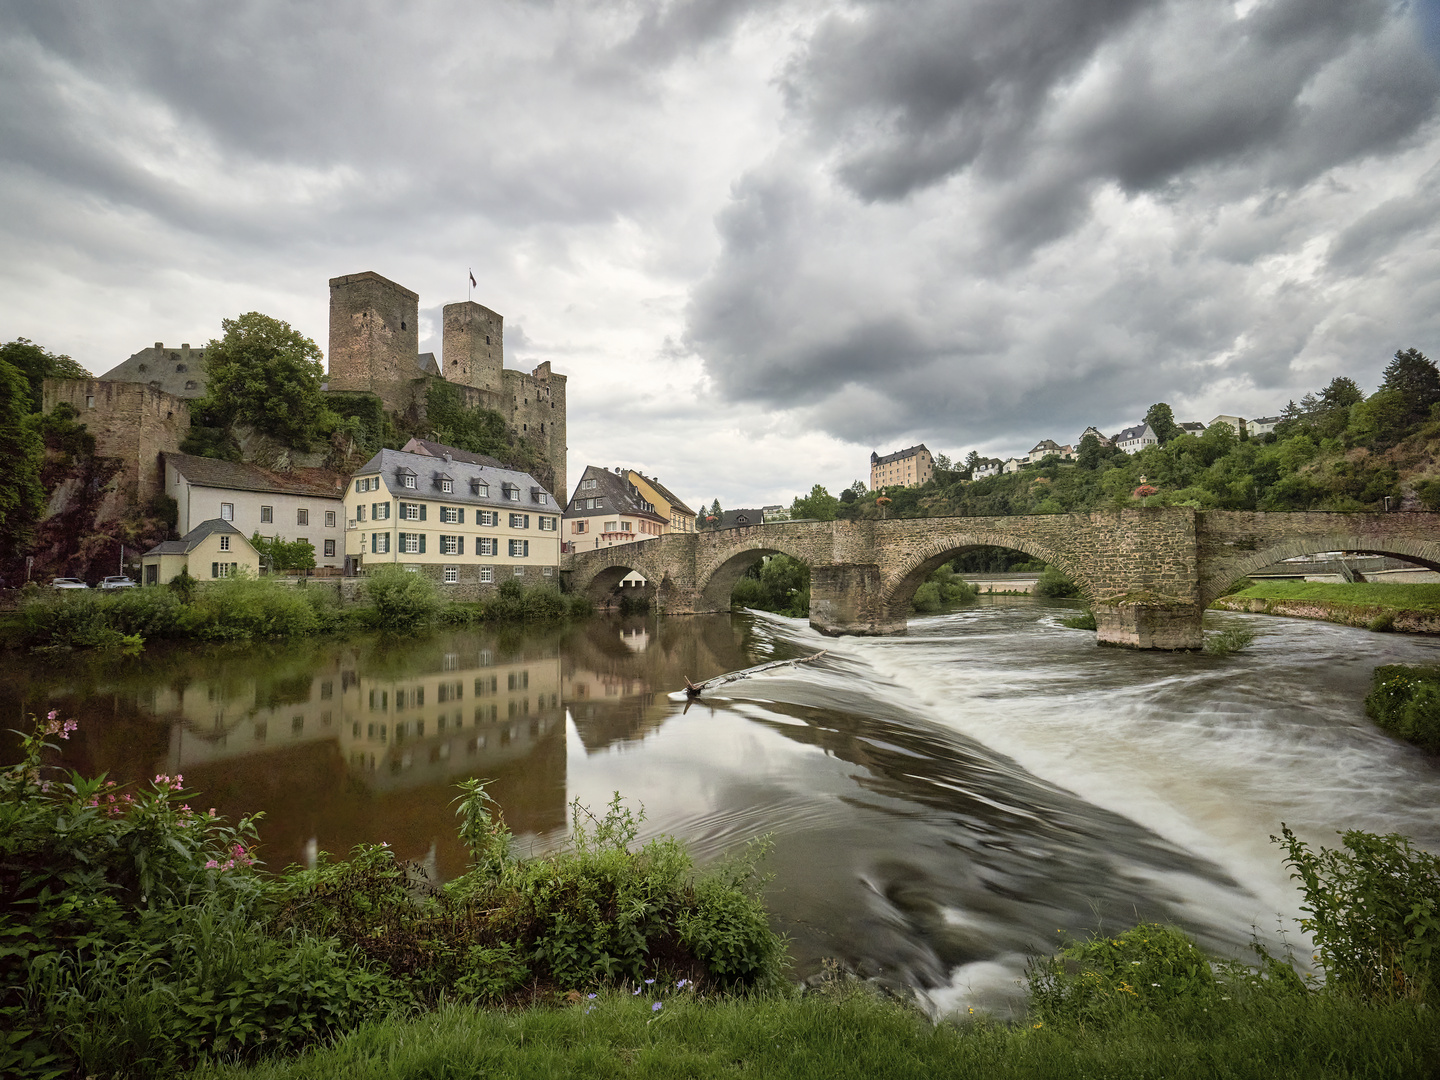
left=469, top=270, right=477, bottom=288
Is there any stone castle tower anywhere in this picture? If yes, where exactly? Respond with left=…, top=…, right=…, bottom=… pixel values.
left=327, top=271, right=566, bottom=499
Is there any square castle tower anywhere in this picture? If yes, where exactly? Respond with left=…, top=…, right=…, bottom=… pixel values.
left=326, top=271, right=566, bottom=499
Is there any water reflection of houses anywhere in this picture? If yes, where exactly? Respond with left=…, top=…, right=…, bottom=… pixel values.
left=133, top=642, right=567, bottom=878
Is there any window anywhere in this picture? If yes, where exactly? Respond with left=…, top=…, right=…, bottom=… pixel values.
left=212, top=562, right=237, bottom=578
left=86, top=395, right=95, bottom=408
left=479, top=537, right=497, bottom=555
left=573, top=520, right=587, bottom=534
left=403, top=474, right=417, bottom=489
left=373, top=503, right=390, bottom=520
left=297, top=509, right=309, bottom=526
left=440, top=535, right=460, bottom=555
left=324, top=540, right=336, bottom=557
left=261, top=505, right=273, bottom=523
left=478, top=510, right=497, bottom=527
left=604, top=521, right=618, bottom=532
left=440, top=506, right=460, bottom=523
left=473, top=482, right=489, bottom=498
left=356, top=505, right=366, bottom=522
left=509, top=513, right=528, bottom=529
left=507, top=486, right=520, bottom=502
left=508, top=671, right=529, bottom=690
left=480, top=567, right=493, bottom=583
left=538, top=516, right=556, bottom=531
left=372, top=532, right=390, bottom=554
left=220, top=502, right=234, bottom=521
left=444, top=566, right=458, bottom=583
left=403, top=503, right=420, bottom=521
left=582, top=478, right=597, bottom=490
left=543, top=566, right=554, bottom=576
left=219, top=535, right=231, bottom=551
left=400, top=533, right=422, bottom=554
left=513, top=566, right=525, bottom=577
left=537, top=492, right=548, bottom=504
left=441, top=478, right=453, bottom=493
left=509, top=539, right=529, bottom=557
left=325, top=510, right=336, bottom=527
left=621, top=521, right=632, bottom=532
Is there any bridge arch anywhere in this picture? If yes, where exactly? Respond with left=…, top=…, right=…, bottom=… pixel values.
left=563, top=538, right=669, bottom=606
left=878, top=529, right=1091, bottom=622
left=1198, top=531, right=1440, bottom=608
left=696, top=539, right=817, bottom=611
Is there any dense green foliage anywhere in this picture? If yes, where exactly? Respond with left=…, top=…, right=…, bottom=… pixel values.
left=0, top=337, right=90, bottom=413
left=1203, top=627, right=1256, bottom=656
left=1, top=719, right=784, bottom=1078
left=423, top=382, right=550, bottom=485
left=364, top=571, right=591, bottom=632
left=198, top=313, right=329, bottom=451
left=273, top=791, right=785, bottom=1005
left=0, top=359, right=46, bottom=556
left=1366, top=665, right=1440, bottom=754
left=730, top=555, right=811, bottom=616
left=1276, top=824, right=1439, bottom=1001
left=811, top=351, right=1440, bottom=521
left=912, top=564, right=979, bottom=612
left=250, top=534, right=317, bottom=572
left=1034, top=565, right=1081, bottom=598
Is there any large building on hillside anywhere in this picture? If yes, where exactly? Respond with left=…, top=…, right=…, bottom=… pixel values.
left=97, top=342, right=210, bottom=399
left=870, top=444, right=934, bottom=489
left=625, top=470, right=696, bottom=533
left=344, top=448, right=559, bottom=591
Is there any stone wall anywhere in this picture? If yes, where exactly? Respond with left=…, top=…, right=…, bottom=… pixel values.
left=502, top=362, right=567, bottom=501
left=42, top=378, right=191, bottom=509
left=442, top=300, right=504, bottom=395
left=340, top=562, right=558, bottom=604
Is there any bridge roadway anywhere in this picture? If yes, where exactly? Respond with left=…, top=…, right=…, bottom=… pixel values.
left=560, top=508, right=1440, bottom=649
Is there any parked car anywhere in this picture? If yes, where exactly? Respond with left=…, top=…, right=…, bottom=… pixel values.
left=50, top=577, right=89, bottom=590
left=100, top=576, right=137, bottom=590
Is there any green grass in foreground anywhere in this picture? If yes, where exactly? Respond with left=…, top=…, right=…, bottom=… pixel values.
left=190, top=987, right=1440, bottom=1080
left=1222, top=580, right=1440, bottom=611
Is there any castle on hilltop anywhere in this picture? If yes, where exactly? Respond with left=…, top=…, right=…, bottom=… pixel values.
left=42, top=271, right=568, bottom=511
left=325, top=271, right=567, bottom=499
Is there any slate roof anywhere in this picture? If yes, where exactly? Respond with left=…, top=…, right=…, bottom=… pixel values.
left=870, top=444, right=930, bottom=465
left=355, top=448, right=555, bottom=509
left=165, top=453, right=346, bottom=499
left=400, top=437, right=506, bottom=470
left=717, top=508, right=765, bottom=528
left=142, top=518, right=246, bottom=556
left=632, top=472, right=695, bottom=517
left=1113, top=423, right=1155, bottom=443
left=98, top=344, right=209, bottom=399
left=1178, top=422, right=1206, bottom=434
left=564, top=466, right=667, bottom=524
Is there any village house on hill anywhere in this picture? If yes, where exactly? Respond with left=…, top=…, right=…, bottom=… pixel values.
left=140, top=519, right=260, bottom=586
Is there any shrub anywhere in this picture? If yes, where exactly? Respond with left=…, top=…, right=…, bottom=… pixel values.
left=1368, top=611, right=1396, bottom=632
left=1366, top=665, right=1440, bottom=753
left=361, top=565, right=441, bottom=631
left=1204, top=627, right=1256, bottom=655
left=182, top=575, right=321, bottom=641
left=1061, top=609, right=1097, bottom=630
left=1035, top=565, right=1082, bottom=598
left=1275, top=824, right=1440, bottom=1002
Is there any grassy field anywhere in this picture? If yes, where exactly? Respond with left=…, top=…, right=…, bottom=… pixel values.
left=189, top=986, right=1440, bottom=1080
left=1221, top=581, right=1440, bottom=610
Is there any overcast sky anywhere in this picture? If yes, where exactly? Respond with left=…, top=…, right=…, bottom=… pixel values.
left=3, top=0, right=1439, bottom=509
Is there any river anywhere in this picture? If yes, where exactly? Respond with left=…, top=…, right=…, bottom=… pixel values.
left=5, top=598, right=1439, bottom=1016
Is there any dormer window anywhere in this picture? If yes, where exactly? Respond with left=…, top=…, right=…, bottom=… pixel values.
left=581, top=478, right=597, bottom=490
left=470, top=480, right=490, bottom=497
left=441, top=478, right=453, bottom=493
left=404, top=475, right=416, bottom=488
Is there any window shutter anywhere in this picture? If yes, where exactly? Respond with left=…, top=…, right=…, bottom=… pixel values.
left=524, top=515, right=530, bottom=528
left=419, top=534, right=426, bottom=554
left=420, top=504, right=427, bottom=521
left=231, top=563, right=238, bottom=576
left=458, top=508, right=465, bottom=524
left=458, top=536, right=465, bottom=554
left=522, top=540, right=529, bottom=557
left=371, top=503, right=378, bottom=519
left=212, top=562, right=219, bottom=578
left=370, top=534, right=377, bottom=554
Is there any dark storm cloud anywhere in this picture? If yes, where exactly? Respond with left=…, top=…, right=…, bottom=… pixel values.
left=687, top=0, right=1440, bottom=448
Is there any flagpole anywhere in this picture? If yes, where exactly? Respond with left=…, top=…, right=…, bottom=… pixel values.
left=468, top=268, right=472, bottom=302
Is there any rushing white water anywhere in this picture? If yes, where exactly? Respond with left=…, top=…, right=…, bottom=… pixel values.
left=572, top=600, right=1440, bottom=1015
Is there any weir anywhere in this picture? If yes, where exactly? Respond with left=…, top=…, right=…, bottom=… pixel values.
left=561, top=508, right=1440, bottom=649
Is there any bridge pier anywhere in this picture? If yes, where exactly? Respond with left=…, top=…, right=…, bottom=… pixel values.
left=1093, top=598, right=1204, bottom=650
left=808, top=564, right=905, bottom=636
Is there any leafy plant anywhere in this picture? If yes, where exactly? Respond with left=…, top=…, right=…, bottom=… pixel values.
left=1365, top=665, right=1440, bottom=754
left=1274, top=824, right=1439, bottom=1002
left=1204, top=627, right=1256, bottom=655
left=361, top=565, right=442, bottom=630
left=1035, top=565, right=1082, bottom=598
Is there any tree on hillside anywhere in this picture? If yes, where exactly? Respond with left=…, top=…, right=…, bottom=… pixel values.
left=1379, top=348, right=1440, bottom=423
left=1076, top=432, right=1104, bottom=470
left=934, top=453, right=953, bottom=472
left=201, top=313, right=327, bottom=451
left=848, top=479, right=867, bottom=497
left=791, top=484, right=840, bottom=521
left=0, top=360, right=46, bottom=561
left=963, top=451, right=982, bottom=477
left=1320, top=376, right=1365, bottom=410
left=1144, top=402, right=1182, bottom=445
left=0, top=338, right=90, bottom=413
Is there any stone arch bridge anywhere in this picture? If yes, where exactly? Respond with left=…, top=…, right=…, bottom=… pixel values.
left=561, top=509, right=1440, bottom=649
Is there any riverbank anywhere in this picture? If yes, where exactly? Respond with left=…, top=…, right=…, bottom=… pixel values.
left=1210, top=581, right=1440, bottom=633
left=187, top=987, right=1440, bottom=1080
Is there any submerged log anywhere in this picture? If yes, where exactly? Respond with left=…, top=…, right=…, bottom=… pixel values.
left=678, top=651, right=828, bottom=699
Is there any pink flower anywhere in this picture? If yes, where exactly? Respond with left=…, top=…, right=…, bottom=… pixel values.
left=47, top=710, right=58, bottom=720
left=204, top=859, right=219, bottom=870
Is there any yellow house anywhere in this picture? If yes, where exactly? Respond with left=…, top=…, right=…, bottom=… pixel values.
left=625, top=470, right=696, bottom=533
left=140, top=519, right=259, bottom=585
left=345, top=448, right=560, bottom=591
